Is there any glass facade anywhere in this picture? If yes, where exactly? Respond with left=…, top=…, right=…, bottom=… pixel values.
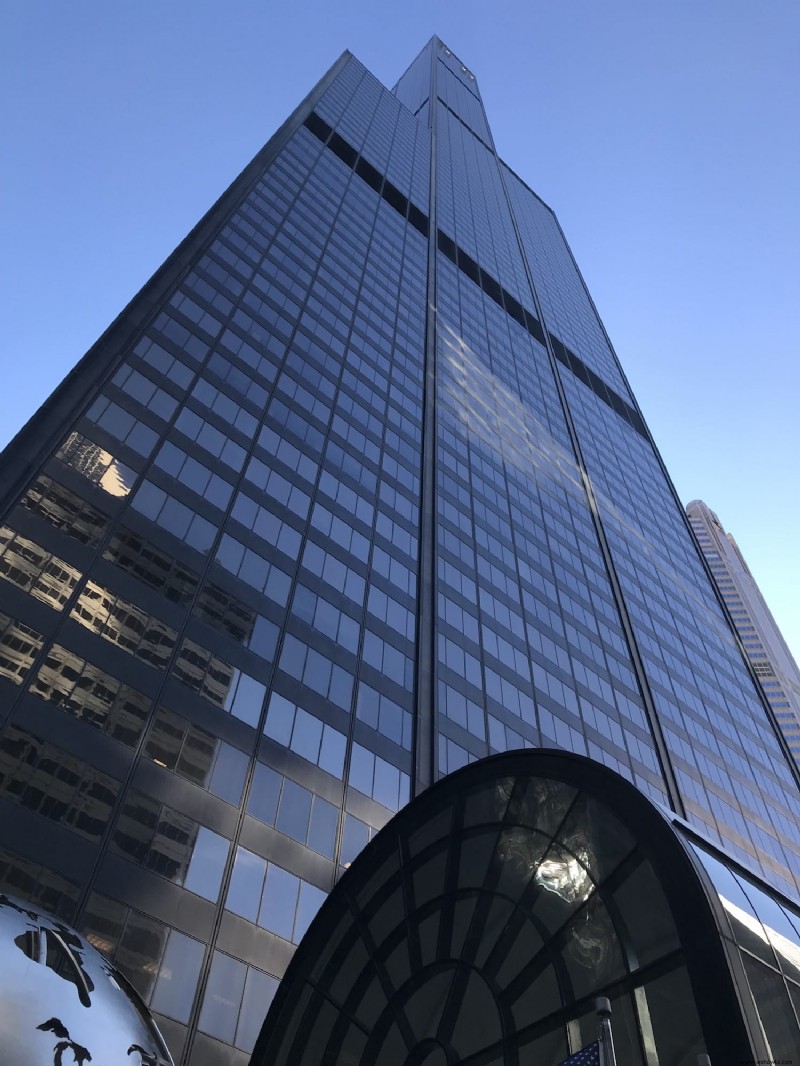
left=0, top=36, right=799, bottom=1065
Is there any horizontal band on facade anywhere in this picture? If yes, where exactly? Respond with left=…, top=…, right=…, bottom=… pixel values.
left=304, top=109, right=648, bottom=441
left=303, top=111, right=429, bottom=237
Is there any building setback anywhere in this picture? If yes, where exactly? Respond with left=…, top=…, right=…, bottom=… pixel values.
left=687, top=499, right=800, bottom=762
left=1, top=37, right=800, bottom=1064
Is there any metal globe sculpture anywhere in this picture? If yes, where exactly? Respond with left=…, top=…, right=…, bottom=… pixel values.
left=0, top=894, right=173, bottom=1065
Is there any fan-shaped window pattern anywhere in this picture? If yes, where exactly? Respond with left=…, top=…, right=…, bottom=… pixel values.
left=254, top=758, right=718, bottom=1065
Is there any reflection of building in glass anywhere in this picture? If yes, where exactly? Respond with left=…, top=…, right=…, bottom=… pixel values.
left=688, top=500, right=800, bottom=763
left=56, top=432, right=136, bottom=497
left=0, top=35, right=799, bottom=1065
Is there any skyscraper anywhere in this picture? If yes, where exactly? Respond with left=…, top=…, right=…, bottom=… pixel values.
left=687, top=499, right=800, bottom=762
left=1, top=37, right=799, bottom=1064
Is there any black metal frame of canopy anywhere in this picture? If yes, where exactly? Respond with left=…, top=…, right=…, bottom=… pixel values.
left=252, top=748, right=765, bottom=1065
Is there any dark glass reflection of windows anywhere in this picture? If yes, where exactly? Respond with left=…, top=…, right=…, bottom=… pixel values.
left=144, top=706, right=249, bottom=806
left=19, top=475, right=109, bottom=547
left=324, top=438, right=377, bottom=494
left=487, top=713, right=530, bottom=753
left=70, top=581, right=177, bottom=669
left=195, top=582, right=279, bottom=659
left=55, top=431, right=136, bottom=497
left=112, top=790, right=228, bottom=902
left=318, top=470, right=374, bottom=528
left=103, top=528, right=199, bottom=605
left=181, top=272, right=235, bottom=319
left=81, top=893, right=129, bottom=966
left=173, top=637, right=232, bottom=706
left=0, top=611, right=45, bottom=685
left=0, top=845, right=80, bottom=922
left=0, top=726, right=118, bottom=840
left=0, top=526, right=82, bottom=610
left=127, top=345, right=189, bottom=397
left=172, top=639, right=266, bottom=727
left=330, top=414, right=381, bottom=467
left=245, top=613, right=280, bottom=661
left=31, top=644, right=150, bottom=747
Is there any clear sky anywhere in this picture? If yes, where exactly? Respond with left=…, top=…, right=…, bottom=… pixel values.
left=2, top=1, right=799, bottom=664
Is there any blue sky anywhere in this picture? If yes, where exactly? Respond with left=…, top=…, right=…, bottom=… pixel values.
left=2, top=0, right=799, bottom=663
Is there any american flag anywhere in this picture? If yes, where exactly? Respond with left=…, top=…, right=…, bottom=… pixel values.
left=556, top=1040, right=602, bottom=1066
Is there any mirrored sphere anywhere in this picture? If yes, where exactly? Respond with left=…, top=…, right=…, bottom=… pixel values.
left=0, top=894, right=173, bottom=1065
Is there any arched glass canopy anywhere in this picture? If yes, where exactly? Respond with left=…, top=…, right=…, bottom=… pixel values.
left=252, top=750, right=785, bottom=1064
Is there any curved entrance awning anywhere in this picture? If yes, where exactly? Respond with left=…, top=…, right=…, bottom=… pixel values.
left=252, top=749, right=780, bottom=1064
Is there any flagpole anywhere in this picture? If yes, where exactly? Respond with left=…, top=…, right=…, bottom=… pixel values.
left=595, top=998, right=617, bottom=1066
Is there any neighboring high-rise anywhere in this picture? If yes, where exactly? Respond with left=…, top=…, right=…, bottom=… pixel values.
left=688, top=499, right=800, bottom=762
left=1, top=38, right=799, bottom=1064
